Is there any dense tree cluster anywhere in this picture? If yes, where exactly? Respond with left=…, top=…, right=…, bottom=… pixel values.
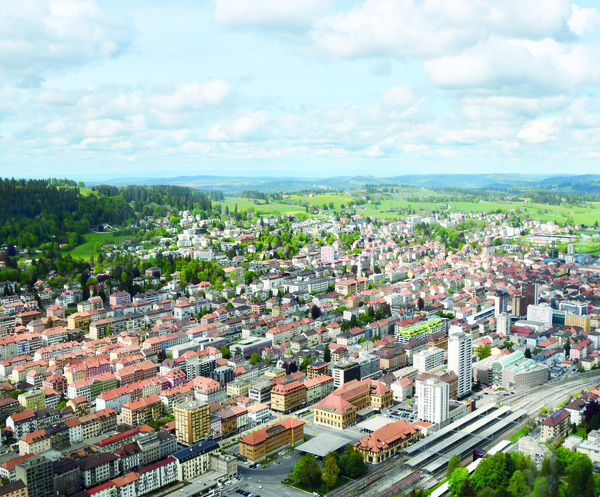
left=0, top=179, right=135, bottom=248
left=435, top=447, right=598, bottom=497
left=292, top=445, right=367, bottom=495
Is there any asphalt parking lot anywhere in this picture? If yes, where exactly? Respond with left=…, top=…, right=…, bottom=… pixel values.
left=223, top=452, right=305, bottom=497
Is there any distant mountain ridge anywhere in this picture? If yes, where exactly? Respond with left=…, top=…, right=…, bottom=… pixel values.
left=89, top=173, right=590, bottom=193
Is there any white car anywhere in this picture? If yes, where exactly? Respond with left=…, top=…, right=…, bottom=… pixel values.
left=258, top=486, right=263, bottom=489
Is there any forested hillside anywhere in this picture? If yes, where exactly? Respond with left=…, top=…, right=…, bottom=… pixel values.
left=0, top=179, right=220, bottom=249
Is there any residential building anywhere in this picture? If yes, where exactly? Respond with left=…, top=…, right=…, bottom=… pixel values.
left=416, top=378, right=449, bottom=425
left=15, top=456, right=53, bottom=497
left=331, top=360, right=360, bottom=388
left=136, top=457, right=177, bottom=495
left=174, top=400, right=210, bottom=446
left=122, top=395, right=162, bottom=427
left=270, top=380, right=306, bottom=413
left=18, top=429, right=51, bottom=455
left=541, top=409, right=571, bottom=443
left=78, top=453, right=120, bottom=488
left=239, top=418, right=305, bottom=462
left=413, top=347, right=445, bottom=373
left=0, top=480, right=28, bottom=497
left=447, top=327, right=472, bottom=399
left=172, top=440, right=220, bottom=481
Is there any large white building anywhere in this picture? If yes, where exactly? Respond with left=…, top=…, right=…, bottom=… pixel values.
left=417, top=378, right=449, bottom=425
left=413, top=347, right=445, bottom=374
left=321, top=246, right=335, bottom=264
left=496, top=312, right=511, bottom=336
left=526, top=303, right=553, bottom=331
left=448, top=327, right=472, bottom=399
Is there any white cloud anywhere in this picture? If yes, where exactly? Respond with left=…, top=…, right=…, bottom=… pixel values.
left=148, top=81, right=231, bottom=112
left=516, top=117, right=559, bottom=143
left=0, top=0, right=134, bottom=82
left=424, top=37, right=600, bottom=92
left=568, top=5, right=600, bottom=36
left=213, top=0, right=335, bottom=30
left=306, top=0, right=573, bottom=60
left=382, top=86, right=417, bottom=110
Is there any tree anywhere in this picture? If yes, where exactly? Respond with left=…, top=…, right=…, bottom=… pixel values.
left=459, top=478, right=476, bottom=497
left=564, top=340, right=571, bottom=359
left=568, top=453, right=593, bottom=497
left=311, top=305, right=322, bottom=320
left=301, top=357, right=313, bottom=371
left=524, top=348, right=532, bottom=359
left=220, top=346, right=230, bottom=359
left=323, top=346, right=331, bottom=363
left=471, top=453, right=509, bottom=491
left=345, top=452, right=368, bottom=479
left=475, top=344, right=492, bottom=360
left=249, top=353, right=261, bottom=365
left=293, top=454, right=322, bottom=490
left=448, top=467, right=469, bottom=497
left=584, top=473, right=595, bottom=497
left=234, top=347, right=242, bottom=357
left=322, top=456, right=340, bottom=490
left=447, top=454, right=460, bottom=479
left=507, top=470, right=527, bottom=497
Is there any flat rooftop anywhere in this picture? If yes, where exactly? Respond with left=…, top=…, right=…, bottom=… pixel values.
left=296, top=433, right=355, bottom=459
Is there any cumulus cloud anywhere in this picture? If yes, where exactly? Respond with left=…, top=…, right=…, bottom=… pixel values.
left=516, top=117, right=559, bottom=143
left=306, top=0, right=574, bottom=60
left=0, top=0, right=135, bottom=83
left=213, top=0, right=335, bottom=30
left=568, top=5, right=600, bottom=36
left=382, top=86, right=418, bottom=110
left=148, top=81, right=232, bottom=112
left=424, top=37, right=600, bottom=92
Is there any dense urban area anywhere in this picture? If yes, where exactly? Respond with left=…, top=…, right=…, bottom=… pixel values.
left=2, top=178, right=600, bottom=497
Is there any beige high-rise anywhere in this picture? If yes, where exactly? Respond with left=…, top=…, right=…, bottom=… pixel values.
left=174, top=399, right=210, bottom=446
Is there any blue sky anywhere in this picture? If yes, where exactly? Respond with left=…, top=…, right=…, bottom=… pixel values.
left=2, top=0, right=600, bottom=179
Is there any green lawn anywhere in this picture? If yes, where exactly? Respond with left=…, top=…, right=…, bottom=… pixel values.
left=66, top=232, right=132, bottom=259
left=217, top=197, right=308, bottom=216
left=506, top=427, right=529, bottom=444
left=448, top=200, right=600, bottom=225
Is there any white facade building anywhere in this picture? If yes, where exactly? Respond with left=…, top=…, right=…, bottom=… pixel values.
left=448, top=327, right=472, bottom=399
left=413, top=347, right=445, bottom=374
left=526, top=303, right=553, bottom=331
left=417, top=378, right=449, bottom=425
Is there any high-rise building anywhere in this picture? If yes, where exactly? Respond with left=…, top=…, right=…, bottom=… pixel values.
left=174, top=400, right=210, bottom=446
left=496, top=312, right=512, bottom=336
left=15, top=455, right=53, bottom=497
left=416, top=378, right=449, bottom=425
left=522, top=281, right=539, bottom=309
left=448, top=327, right=472, bottom=399
left=526, top=303, right=553, bottom=331
left=512, top=295, right=523, bottom=317
left=413, top=347, right=445, bottom=374
left=331, top=360, right=361, bottom=388
left=494, top=288, right=509, bottom=317
left=321, top=246, right=335, bottom=264
left=559, top=301, right=588, bottom=316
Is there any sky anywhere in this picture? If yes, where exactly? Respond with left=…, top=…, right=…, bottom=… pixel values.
left=2, top=0, right=600, bottom=179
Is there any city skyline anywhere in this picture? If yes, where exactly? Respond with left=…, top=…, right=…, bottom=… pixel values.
left=2, top=0, right=600, bottom=178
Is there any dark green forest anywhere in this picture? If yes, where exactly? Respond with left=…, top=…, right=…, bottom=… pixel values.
left=0, top=179, right=221, bottom=249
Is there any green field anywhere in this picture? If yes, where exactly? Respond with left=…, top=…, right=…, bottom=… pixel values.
left=217, top=197, right=308, bottom=216
left=78, top=187, right=96, bottom=197
left=67, top=232, right=132, bottom=259
left=447, top=200, right=600, bottom=225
